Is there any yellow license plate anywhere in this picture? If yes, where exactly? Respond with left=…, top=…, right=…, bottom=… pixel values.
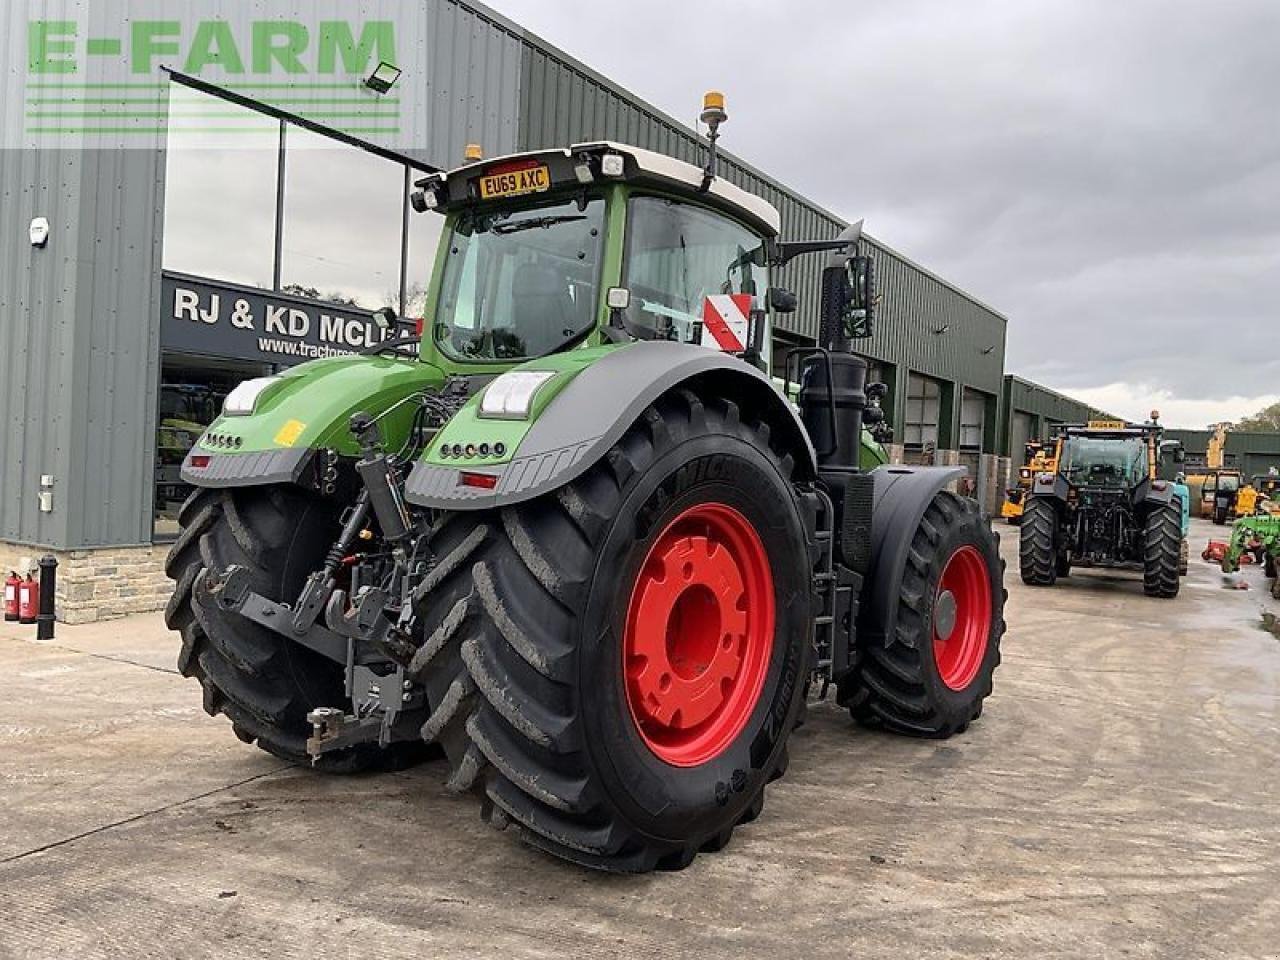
left=479, top=164, right=550, bottom=199
left=1087, top=419, right=1127, bottom=430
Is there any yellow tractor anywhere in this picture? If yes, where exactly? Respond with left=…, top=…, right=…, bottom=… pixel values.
left=1001, top=440, right=1057, bottom=524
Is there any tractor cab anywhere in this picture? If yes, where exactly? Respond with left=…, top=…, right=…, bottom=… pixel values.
left=1204, top=469, right=1244, bottom=524
left=410, top=140, right=783, bottom=372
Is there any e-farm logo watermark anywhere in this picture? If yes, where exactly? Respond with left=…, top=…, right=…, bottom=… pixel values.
left=22, top=10, right=403, bottom=143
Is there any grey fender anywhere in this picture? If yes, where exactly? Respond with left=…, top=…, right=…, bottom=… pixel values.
left=404, top=341, right=818, bottom=510
left=1141, top=481, right=1175, bottom=506
left=857, top=464, right=966, bottom=647
left=1030, top=470, right=1068, bottom=501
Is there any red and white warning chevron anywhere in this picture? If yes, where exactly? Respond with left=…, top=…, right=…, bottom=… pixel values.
left=700, top=294, right=752, bottom=353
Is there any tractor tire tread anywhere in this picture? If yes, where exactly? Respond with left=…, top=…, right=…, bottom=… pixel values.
left=1019, top=497, right=1058, bottom=586
left=843, top=492, right=1005, bottom=738
left=409, top=391, right=794, bottom=871
left=1143, top=504, right=1181, bottom=598
left=165, top=487, right=423, bottom=774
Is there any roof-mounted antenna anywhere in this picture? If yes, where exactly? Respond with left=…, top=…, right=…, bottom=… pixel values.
left=698, top=91, right=727, bottom=192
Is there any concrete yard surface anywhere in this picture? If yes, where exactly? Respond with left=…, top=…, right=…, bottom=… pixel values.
left=2, top=515, right=1277, bottom=959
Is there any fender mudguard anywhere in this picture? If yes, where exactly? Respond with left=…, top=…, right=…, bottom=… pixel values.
left=856, top=465, right=966, bottom=646
left=404, top=341, right=818, bottom=510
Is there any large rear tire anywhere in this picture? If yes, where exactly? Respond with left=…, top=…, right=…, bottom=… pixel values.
left=1019, top=497, right=1058, bottom=586
left=165, top=487, right=427, bottom=772
left=1142, top=504, right=1181, bottom=598
left=409, top=390, right=809, bottom=871
left=1179, top=538, right=1189, bottom=576
left=840, top=492, right=1004, bottom=737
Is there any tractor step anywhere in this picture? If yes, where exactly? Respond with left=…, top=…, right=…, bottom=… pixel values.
left=802, top=487, right=862, bottom=691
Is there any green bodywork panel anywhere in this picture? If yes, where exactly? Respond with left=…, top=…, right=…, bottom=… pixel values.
left=421, top=345, right=618, bottom=467
left=197, top=355, right=447, bottom=456
left=1222, top=515, right=1280, bottom=572
left=860, top=432, right=889, bottom=470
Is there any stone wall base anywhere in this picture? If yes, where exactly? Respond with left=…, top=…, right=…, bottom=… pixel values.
left=0, top=541, right=170, bottom=625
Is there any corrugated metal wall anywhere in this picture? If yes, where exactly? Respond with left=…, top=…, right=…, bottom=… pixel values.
left=999, top=375, right=1116, bottom=456
left=0, top=147, right=79, bottom=547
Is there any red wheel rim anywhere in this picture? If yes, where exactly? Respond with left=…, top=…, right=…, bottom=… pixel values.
left=623, top=503, right=775, bottom=767
left=932, top=545, right=993, bottom=691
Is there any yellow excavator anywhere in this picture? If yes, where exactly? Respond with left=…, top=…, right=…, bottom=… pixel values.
left=1001, top=440, right=1057, bottom=524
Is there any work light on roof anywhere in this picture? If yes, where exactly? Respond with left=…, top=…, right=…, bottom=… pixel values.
left=600, top=152, right=625, bottom=177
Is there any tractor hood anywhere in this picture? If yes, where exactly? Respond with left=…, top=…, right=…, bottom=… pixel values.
left=181, top=353, right=447, bottom=487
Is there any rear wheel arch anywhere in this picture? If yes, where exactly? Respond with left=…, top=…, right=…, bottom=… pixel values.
left=404, top=342, right=817, bottom=513
left=856, top=465, right=968, bottom=646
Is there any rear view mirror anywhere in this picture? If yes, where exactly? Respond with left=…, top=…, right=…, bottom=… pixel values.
left=849, top=256, right=875, bottom=318
left=818, top=255, right=876, bottom=344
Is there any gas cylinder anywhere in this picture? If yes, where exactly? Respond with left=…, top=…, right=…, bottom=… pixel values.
left=17, top=573, right=38, bottom=625
left=3, top=571, right=20, bottom=621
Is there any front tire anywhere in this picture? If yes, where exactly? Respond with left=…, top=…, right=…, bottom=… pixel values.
left=410, top=390, right=809, bottom=871
left=165, top=487, right=426, bottom=772
left=840, top=492, right=1005, bottom=737
left=1019, top=497, right=1058, bottom=586
left=1143, top=504, right=1181, bottom=598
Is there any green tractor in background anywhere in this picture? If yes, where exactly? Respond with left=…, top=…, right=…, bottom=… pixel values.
left=1220, top=515, right=1280, bottom=599
left=1018, top=419, right=1187, bottom=597
left=167, top=95, right=1005, bottom=872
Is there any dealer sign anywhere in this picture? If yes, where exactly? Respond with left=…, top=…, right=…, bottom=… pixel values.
left=161, top=271, right=396, bottom=364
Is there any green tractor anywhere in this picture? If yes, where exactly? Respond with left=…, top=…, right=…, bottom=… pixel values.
left=1220, top=515, right=1280, bottom=599
left=166, top=99, right=1005, bottom=871
left=1019, top=419, right=1187, bottom=597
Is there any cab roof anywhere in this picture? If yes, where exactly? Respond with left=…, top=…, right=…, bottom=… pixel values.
left=417, top=141, right=783, bottom=237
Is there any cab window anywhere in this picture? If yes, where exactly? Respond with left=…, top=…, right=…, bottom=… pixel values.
left=435, top=197, right=605, bottom=361
left=622, top=196, right=767, bottom=346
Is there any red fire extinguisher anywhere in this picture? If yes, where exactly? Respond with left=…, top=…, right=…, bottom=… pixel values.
left=18, top=573, right=38, bottom=625
left=3, top=571, right=20, bottom=621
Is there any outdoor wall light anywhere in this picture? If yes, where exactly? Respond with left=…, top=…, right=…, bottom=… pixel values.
left=29, top=217, right=49, bottom=248
left=365, top=61, right=402, bottom=95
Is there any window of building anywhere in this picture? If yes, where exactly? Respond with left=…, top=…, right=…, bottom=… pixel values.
left=623, top=196, right=767, bottom=357
left=960, top=388, right=988, bottom=450
left=153, top=355, right=275, bottom=540
left=904, top=372, right=942, bottom=448
left=162, top=89, right=280, bottom=288
left=279, top=127, right=407, bottom=309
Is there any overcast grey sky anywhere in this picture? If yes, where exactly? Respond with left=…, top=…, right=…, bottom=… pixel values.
left=489, top=0, right=1279, bottom=427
